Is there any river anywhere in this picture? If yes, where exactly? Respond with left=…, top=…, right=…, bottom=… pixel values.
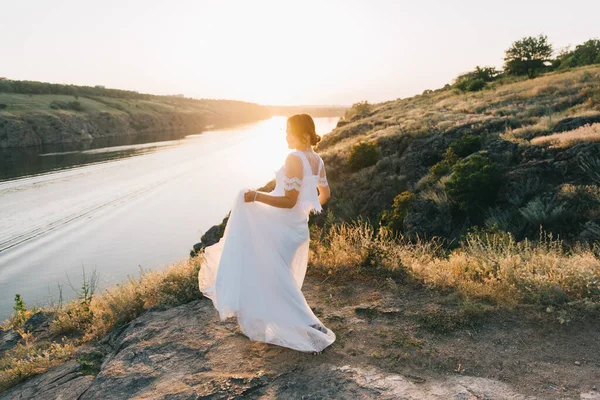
left=0, top=116, right=339, bottom=319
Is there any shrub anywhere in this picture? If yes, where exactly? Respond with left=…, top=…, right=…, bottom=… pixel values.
left=466, top=78, right=486, bottom=92
left=0, top=103, right=7, bottom=110
left=380, top=191, right=416, bottom=232
left=445, top=155, right=502, bottom=218
left=11, top=294, right=30, bottom=329
left=49, top=100, right=85, bottom=112
left=429, top=160, right=453, bottom=179
left=344, top=101, right=372, bottom=121
left=448, top=134, right=482, bottom=158
left=454, top=66, right=500, bottom=92
left=347, top=141, right=380, bottom=171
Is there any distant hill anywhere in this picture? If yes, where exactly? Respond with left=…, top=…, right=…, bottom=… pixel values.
left=0, top=80, right=271, bottom=148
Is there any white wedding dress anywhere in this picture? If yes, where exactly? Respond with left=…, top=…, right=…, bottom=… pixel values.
left=198, top=150, right=336, bottom=352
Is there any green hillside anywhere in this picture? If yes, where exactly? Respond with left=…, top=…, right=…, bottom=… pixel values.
left=318, top=65, right=600, bottom=246
left=0, top=80, right=270, bottom=148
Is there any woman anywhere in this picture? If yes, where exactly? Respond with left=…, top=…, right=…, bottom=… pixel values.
left=198, top=114, right=335, bottom=353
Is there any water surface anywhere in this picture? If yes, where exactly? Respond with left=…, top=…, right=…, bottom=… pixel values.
left=0, top=116, right=339, bottom=319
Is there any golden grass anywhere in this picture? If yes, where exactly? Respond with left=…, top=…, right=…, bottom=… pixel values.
left=310, top=222, right=600, bottom=307
left=322, top=66, right=600, bottom=159
left=0, top=257, right=203, bottom=391
left=0, top=340, right=77, bottom=392
left=531, top=123, right=600, bottom=148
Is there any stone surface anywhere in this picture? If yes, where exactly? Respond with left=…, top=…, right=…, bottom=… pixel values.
left=23, top=311, right=51, bottom=333
left=1, top=299, right=544, bottom=399
left=0, top=328, right=23, bottom=354
left=0, top=361, right=93, bottom=400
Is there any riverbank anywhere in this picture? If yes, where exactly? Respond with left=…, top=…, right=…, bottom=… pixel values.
left=0, top=80, right=347, bottom=148
left=0, top=91, right=271, bottom=148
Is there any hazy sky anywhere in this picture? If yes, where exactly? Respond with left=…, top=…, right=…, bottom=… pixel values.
left=1, top=0, right=599, bottom=105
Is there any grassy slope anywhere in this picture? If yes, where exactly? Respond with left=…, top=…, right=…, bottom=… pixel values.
left=317, top=65, right=600, bottom=243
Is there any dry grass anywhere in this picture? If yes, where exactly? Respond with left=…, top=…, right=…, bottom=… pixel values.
left=0, top=340, right=77, bottom=392
left=310, top=222, right=600, bottom=307
left=0, top=257, right=203, bottom=391
left=322, top=66, right=600, bottom=158
left=531, top=123, right=600, bottom=147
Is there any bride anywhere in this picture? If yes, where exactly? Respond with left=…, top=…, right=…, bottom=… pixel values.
left=198, top=114, right=336, bottom=353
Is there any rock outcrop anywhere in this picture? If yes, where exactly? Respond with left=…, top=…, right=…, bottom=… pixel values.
left=0, top=329, right=22, bottom=355
left=1, top=299, right=541, bottom=399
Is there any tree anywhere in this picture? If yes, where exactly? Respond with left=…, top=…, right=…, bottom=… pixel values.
left=504, top=35, right=553, bottom=78
left=556, top=39, right=600, bottom=69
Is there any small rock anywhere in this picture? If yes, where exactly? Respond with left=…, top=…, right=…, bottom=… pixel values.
left=575, top=361, right=581, bottom=366
left=0, top=329, right=23, bottom=354
left=354, top=305, right=379, bottom=317
left=378, top=307, right=402, bottom=316
left=24, top=311, right=51, bottom=333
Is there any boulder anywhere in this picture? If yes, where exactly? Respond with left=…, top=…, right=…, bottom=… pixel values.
left=23, top=311, right=51, bottom=333
left=0, top=328, right=23, bottom=354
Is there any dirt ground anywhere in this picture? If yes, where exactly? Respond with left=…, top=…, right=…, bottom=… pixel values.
left=2, top=276, right=599, bottom=399
left=303, top=277, right=600, bottom=399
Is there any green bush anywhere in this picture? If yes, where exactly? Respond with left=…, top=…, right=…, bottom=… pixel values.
left=454, top=66, right=500, bottom=92
left=429, top=160, right=453, bottom=178
left=466, top=78, right=486, bottom=92
left=448, top=134, right=482, bottom=158
left=344, top=101, right=372, bottom=121
left=0, top=103, right=7, bottom=110
left=445, top=155, right=502, bottom=218
left=49, top=100, right=85, bottom=112
left=380, top=191, right=415, bottom=232
left=347, top=141, right=380, bottom=171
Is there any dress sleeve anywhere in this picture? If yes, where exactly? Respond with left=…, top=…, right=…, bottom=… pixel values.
left=284, top=154, right=303, bottom=192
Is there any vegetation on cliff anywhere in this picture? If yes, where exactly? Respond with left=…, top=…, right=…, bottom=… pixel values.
left=0, top=80, right=271, bottom=147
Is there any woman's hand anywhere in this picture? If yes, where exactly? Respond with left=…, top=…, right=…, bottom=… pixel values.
left=244, top=190, right=257, bottom=202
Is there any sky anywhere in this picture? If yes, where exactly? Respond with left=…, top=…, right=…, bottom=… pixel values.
left=1, top=0, right=599, bottom=105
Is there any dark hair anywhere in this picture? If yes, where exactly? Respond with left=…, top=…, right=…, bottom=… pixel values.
left=287, top=114, right=321, bottom=146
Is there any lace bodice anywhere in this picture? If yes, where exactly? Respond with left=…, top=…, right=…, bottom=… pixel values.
left=272, top=150, right=328, bottom=215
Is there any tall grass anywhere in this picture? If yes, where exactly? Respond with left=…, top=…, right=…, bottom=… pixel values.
left=531, top=123, right=600, bottom=147
left=311, top=222, right=600, bottom=306
left=0, top=257, right=203, bottom=391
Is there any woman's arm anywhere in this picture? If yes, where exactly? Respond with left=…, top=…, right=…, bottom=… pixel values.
left=317, top=162, right=330, bottom=205
left=243, top=154, right=302, bottom=208
left=318, top=185, right=330, bottom=206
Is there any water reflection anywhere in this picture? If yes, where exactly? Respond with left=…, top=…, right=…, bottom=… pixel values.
left=0, top=131, right=189, bottom=182
left=0, top=116, right=339, bottom=319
